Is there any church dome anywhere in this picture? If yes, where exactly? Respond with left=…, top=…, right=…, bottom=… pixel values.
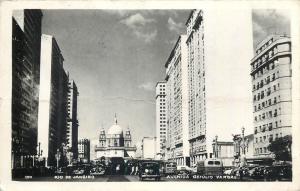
left=107, top=124, right=123, bottom=135
left=107, top=114, right=123, bottom=135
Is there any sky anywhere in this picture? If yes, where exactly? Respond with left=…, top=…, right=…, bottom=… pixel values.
left=42, top=10, right=191, bottom=146
left=252, top=9, right=291, bottom=48
left=41, top=9, right=290, bottom=150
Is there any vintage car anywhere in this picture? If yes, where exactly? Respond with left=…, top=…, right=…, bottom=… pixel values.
left=139, top=161, right=161, bottom=181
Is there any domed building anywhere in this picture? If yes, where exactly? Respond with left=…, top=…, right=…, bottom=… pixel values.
left=95, top=115, right=136, bottom=159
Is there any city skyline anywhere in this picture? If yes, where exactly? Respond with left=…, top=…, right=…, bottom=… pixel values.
left=41, top=9, right=290, bottom=147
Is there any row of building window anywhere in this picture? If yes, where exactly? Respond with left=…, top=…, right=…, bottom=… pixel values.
left=255, top=37, right=274, bottom=55
left=254, top=96, right=279, bottom=112
left=253, top=83, right=279, bottom=102
left=255, top=133, right=281, bottom=144
left=253, top=72, right=278, bottom=91
left=255, top=147, right=269, bottom=154
left=254, top=108, right=279, bottom=122
left=254, top=121, right=280, bottom=134
left=252, top=61, right=276, bottom=81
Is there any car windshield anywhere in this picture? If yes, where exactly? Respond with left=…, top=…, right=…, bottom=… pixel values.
left=215, top=161, right=221, bottom=165
left=167, top=163, right=176, bottom=167
left=143, top=163, right=158, bottom=168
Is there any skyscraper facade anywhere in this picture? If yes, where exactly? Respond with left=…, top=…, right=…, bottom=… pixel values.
left=78, top=138, right=90, bottom=163
left=186, top=9, right=253, bottom=165
left=155, top=82, right=167, bottom=159
left=165, top=35, right=190, bottom=166
left=12, top=9, right=43, bottom=168
left=250, top=35, right=292, bottom=157
left=38, top=34, right=69, bottom=166
left=67, top=80, right=79, bottom=160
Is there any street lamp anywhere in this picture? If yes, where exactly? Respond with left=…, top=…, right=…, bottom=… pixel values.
left=232, top=127, right=249, bottom=167
left=214, top=135, right=218, bottom=158
left=56, top=149, right=61, bottom=170
left=240, top=127, right=249, bottom=155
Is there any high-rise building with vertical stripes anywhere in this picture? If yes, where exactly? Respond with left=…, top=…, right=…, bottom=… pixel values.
left=155, top=81, right=167, bottom=159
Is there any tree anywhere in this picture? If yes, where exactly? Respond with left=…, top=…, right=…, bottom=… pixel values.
left=268, top=135, right=292, bottom=161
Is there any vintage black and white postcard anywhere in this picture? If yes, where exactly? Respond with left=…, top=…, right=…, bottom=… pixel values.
left=0, top=1, right=299, bottom=191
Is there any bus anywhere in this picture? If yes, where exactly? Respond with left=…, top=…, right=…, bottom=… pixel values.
left=139, top=161, right=161, bottom=181
left=107, top=157, right=125, bottom=175
left=161, top=161, right=177, bottom=175
left=196, top=158, right=223, bottom=176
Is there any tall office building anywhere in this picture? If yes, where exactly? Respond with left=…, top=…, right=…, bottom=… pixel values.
left=250, top=35, right=292, bottom=157
left=12, top=10, right=43, bottom=168
left=186, top=9, right=253, bottom=165
left=38, top=34, right=69, bottom=166
left=67, top=80, right=79, bottom=160
left=78, top=138, right=90, bottom=163
left=142, top=137, right=157, bottom=160
left=155, top=82, right=167, bottom=159
left=164, top=35, right=190, bottom=166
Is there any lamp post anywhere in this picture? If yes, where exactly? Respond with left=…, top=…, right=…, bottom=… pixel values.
left=56, top=149, right=61, bottom=170
left=232, top=127, right=249, bottom=167
left=240, top=127, right=249, bottom=156
left=38, top=142, right=41, bottom=157
left=214, top=135, right=218, bottom=158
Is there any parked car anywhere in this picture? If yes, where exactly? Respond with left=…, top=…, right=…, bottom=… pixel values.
left=139, top=161, right=161, bottom=181
left=176, top=165, right=193, bottom=175
left=90, top=166, right=106, bottom=176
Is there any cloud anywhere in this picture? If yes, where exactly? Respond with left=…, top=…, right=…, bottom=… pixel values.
left=134, top=30, right=158, bottom=43
left=138, top=82, right=155, bottom=91
left=167, top=17, right=184, bottom=33
left=252, top=9, right=290, bottom=46
left=121, top=13, right=155, bottom=29
left=120, top=13, right=157, bottom=43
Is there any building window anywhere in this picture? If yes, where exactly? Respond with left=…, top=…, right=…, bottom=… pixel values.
left=274, top=109, right=278, bottom=117
left=269, top=135, right=273, bottom=142
left=269, top=123, right=273, bottom=131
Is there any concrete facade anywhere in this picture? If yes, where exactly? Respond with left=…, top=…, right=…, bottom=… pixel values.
left=142, top=137, right=157, bottom=159
left=186, top=9, right=253, bottom=165
left=165, top=35, right=190, bottom=166
left=155, top=82, right=167, bottom=159
left=38, top=34, right=69, bottom=166
left=78, top=138, right=90, bottom=163
left=250, top=35, right=292, bottom=157
left=11, top=10, right=43, bottom=168
left=67, top=80, right=79, bottom=160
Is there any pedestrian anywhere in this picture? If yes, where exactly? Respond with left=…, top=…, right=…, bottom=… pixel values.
left=131, top=165, right=135, bottom=175
left=239, top=167, right=243, bottom=180
left=135, top=165, right=139, bottom=176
